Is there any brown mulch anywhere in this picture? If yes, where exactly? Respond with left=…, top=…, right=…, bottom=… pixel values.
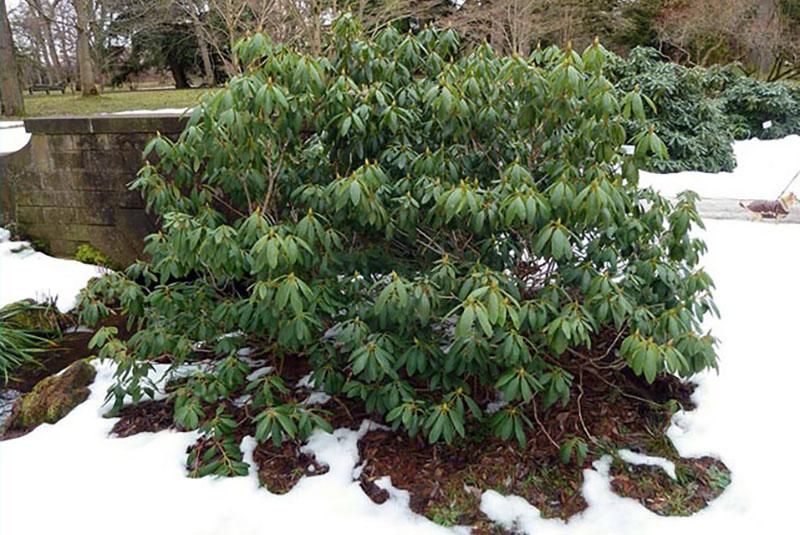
left=111, top=399, right=175, bottom=437
left=358, top=427, right=588, bottom=529
left=611, top=456, right=731, bottom=516
left=252, top=441, right=329, bottom=494
left=351, top=342, right=699, bottom=528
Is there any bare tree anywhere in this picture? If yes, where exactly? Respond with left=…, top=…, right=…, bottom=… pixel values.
left=1, top=0, right=25, bottom=115
left=72, top=0, right=96, bottom=94
left=657, top=0, right=787, bottom=74
left=444, top=0, right=586, bottom=55
left=178, top=0, right=342, bottom=75
left=25, top=0, right=66, bottom=82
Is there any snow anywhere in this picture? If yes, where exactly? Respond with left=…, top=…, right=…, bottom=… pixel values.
left=106, top=108, right=191, bottom=116
left=246, top=366, right=274, bottom=381
left=0, top=364, right=450, bottom=535
left=0, top=120, right=30, bottom=155
left=2, top=138, right=800, bottom=533
left=640, top=135, right=800, bottom=199
left=303, top=391, right=332, bottom=406
left=0, top=228, right=103, bottom=312
left=617, top=449, right=677, bottom=480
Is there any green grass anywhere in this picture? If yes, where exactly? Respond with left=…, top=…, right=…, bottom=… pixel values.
left=12, top=88, right=216, bottom=118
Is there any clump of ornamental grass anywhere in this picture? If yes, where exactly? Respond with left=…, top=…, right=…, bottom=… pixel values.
left=0, top=301, right=54, bottom=384
left=79, top=15, right=718, bottom=477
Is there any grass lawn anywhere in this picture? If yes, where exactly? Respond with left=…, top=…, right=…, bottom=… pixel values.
left=12, top=88, right=216, bottom=119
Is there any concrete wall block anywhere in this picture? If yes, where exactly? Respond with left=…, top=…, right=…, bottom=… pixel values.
left=78, top=206, right=115, bottom=226
left=40, top=206, right=79, bottom=225
left=17, top=190, right=117, bottom=209
left=47, top=239, right=78, bottom=258
left=64, top=224, right=107, bottom=242
left=16, top=206, right=43, bottom=225
left=30, top=136, right=55, bottom=176
left=76, top=134, right=114, bottom=152
left=47, top=135, right=79, bottom=152
left=118, top=190, right=146, bottom=209
left=49, top=150, right=85, bottom=172
left=2, top=114, right=186, bottom=265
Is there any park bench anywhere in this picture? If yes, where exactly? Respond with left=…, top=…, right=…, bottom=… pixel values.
left=28, top=82, right=67, bottom=95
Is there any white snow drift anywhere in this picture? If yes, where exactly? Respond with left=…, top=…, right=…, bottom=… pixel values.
left=0, top=363, right=452, bottom=535
left=0, top=120, right=30, bottom=155
left=640, top=135, right=800, bottom=200
left=0, top=228, right=102, bottom=312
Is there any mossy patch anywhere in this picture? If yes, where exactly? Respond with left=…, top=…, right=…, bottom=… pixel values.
left=74, top=244, right=112, bottom=268
left=3, top=360, right=96, bottom=436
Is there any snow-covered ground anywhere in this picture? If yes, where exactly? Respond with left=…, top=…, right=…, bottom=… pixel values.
left=641, top=135, right=800, bottom=200
left=0, top=363, right=451, bottom=535
left=0, top=228, right=102, bottom=312
left=1, top=138, right=799, bottom=534
left=0, top=120, right=30, bottom=155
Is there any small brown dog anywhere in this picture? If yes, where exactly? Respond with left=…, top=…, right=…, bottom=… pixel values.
left=739, top=192, right=798, bottom=219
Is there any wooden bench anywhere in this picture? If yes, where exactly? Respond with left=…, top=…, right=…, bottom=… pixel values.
left=28, top=82, right=67, bottom=95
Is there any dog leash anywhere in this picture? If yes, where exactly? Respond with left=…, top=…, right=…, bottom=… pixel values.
left=778, top=166, right=800, bottom=197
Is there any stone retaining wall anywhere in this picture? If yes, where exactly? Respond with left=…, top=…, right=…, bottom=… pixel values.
left=0, top=114, right=186, bottom=266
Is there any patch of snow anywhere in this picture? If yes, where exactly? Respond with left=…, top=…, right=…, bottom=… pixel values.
left=246, top=366, right=274, bottom=381
left=617, top=449, right=677, bottom=480
left=233, top=394, right=251, bottom=407
left=105, top=108, right=191, bottom=116
left=0, top=121, right=30, bottom=154
left=0, top=364, right=450, bottom=535
left=0, top=228, right=103, bottom=312
left=374, top=476, right=408, bottom=502
left=485, top=399, right=507, bottom=415
left=640, top=135, right=800, bottom=200
left=64, top=325, right=94, bottom=334
left=303, top=391, right=332, bottom=406
left=296, top=372, right=315, bottom=389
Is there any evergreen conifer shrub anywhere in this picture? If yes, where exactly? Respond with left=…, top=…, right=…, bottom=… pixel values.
left=79, top=16, right=718, bottom=476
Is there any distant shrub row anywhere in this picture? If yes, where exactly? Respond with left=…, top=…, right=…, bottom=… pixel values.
left=609, top=47, right=800, bottom=173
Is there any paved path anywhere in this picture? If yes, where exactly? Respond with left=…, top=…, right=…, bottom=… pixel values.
left=689, top=197, right=800, bottom=223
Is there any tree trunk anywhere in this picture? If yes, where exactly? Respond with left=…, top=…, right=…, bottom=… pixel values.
left=167, top=54, right=190, bottom=89
left=194, top=22, right=215, bottom=88
left=33, top=24, right=54, bottom=84
left=751, top=0, right=779, bottom=76
left=27, top=0, right=63, bottom=81
left=73, top=0, right=97, bottom=96
left=0, top=0, right=24, bottom=116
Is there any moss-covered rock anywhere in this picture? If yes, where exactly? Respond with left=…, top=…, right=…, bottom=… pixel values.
left=3, top=360, right=96, bottom=434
